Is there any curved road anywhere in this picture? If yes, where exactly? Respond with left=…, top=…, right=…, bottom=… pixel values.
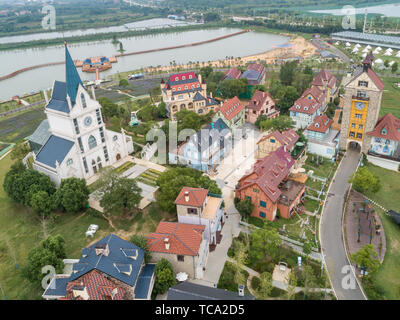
left=320, top=148, right=365, bottom=300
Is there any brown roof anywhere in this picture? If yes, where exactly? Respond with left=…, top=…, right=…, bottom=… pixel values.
left=289, top=86, right=326, bottom=115
left=237, top=146, right=294, bottom=203
left=217, top=96, right=246, bottom=121
left=175, top=187, right=208, bottom=207
left=59, top=270, right=126, bottom=300
left=147, top=222, right=205, bottom=256
left=307, top=114, right=333, bottom=133
left=366, top=113, right=400, bottom=141
left=312, top=69, right=337, bottom=89
left=257, top=129, right=299, bottom=151
left=224, top=68, right=242, bottom=79
left=247, top=90, right=275, bottom=111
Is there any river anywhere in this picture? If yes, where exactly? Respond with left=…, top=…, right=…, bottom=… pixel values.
left=0, top=28, right=288, bottom=101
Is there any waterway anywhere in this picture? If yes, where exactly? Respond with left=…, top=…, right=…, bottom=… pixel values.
left=0, top=28, right=288, bottom=101
left=310, top=3, right=400, bottom=17
left=0, top=18, right=198, bottom=45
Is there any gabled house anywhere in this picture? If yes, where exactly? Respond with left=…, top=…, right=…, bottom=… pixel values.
left=240, top=63, right=266, bottom=86
left=168, top=118, right=231, bottom=173
left=161, top=72, right=218, bottom=120
left=175, top=187, right=225, bottom=250
left=42, top=234, right=155, bottom=300
left=224, top=68, right=242, bottom=80
left=213, top=96, right=246, bottom=130
left=246, top=90, right=279, bottom=124
left=305, top=114, right=339, bottom=159
left=256, top=129, right=299, bottom=159
left=235, top=147, right=306, bottom=221
left=289, top=86, right=327, bottom=129
left=311, top=69, right=338, bottom=103
left=147, top=222, right=209, bottom=279
left=366, top=113, right=400, bottom=171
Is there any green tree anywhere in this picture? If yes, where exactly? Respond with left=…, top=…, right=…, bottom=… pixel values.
left=130, top=235, right=151, bottom=263
left=98, top=97, right=119, bottom=120
left=30, top=191, right=54, bottom=217
left=10, top=142, right=30, bottom=161
left=157, top=101, right=167, bottom=118
left=326, top=102, right=336, bottom=119
left=349, top=167, right=381, bottom=194
left=302, top=265, right=318, bottom=298
left=54, top=177, right=89, bottom=213
left=235, top=198, right=254, bottom=219
left=219, top=79, right=247, bottom=99
left=254, top=115, right=269, bottom=128
left=285, top=272, right=298, bottom=300
left=391, top=62, right=398, bottom=73
left=351, top=244, right=380, bottom=276
left=384, top=60, right=390, bottom=68
left=250, top=224, right=282, bottom=261
left=98, top=168, right=142, bottom=216
left=22, top=235, right=66, bottom=286
left=200, top=65, right=213, bottom=79
left=119, top=79, right=129, bottom=88
left=259, top=115, right=295, bottom=132
left=278, top=86, right=299, bottom=114
left=302, top=241, right=313, bottom=255
left=279, top=61, right=298, bottom=86
left=293, top=72, right=313, bottom=95
left=204, top=12, right=220, bottom=22
left=153, top=258, right=176, bottom=295
left=175, top=110, right=202, bottom=132
left=137, top=104, right=158, bottom=122
left=256, top=272, right=273, bottom=299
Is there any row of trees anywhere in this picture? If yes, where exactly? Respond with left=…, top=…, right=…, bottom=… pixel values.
left=3, top=162, right=89, bottom=218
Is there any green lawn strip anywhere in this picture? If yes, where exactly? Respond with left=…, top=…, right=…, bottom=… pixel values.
left=217, top=261, right=250, bottom=295
left=380, top=77, right=400, bottom=119
left=362, top=162, right=400, bottom=300
left=304, top=198, right=320, bottom=213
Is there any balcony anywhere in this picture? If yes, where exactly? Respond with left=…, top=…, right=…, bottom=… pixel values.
left=352, top=95, right=370, bottom=102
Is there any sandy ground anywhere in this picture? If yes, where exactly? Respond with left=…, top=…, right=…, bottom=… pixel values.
left=143, top=36, right=317, bottom=73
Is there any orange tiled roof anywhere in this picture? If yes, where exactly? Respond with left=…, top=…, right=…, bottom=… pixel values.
left=217, top=96, right=246, bottom=121
left=147, top=222, right=205, bottom=256
left=367, top=113, right=400, bottom=141
left=175, top=187, right=208, bottom=207
left=307, top=114, right=333, bottom=133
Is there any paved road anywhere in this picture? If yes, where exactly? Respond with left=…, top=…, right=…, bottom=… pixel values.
left=320, top=149, right=365, bottom=300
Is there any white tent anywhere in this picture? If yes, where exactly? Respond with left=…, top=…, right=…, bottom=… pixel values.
left=396, top=51, right=400, bottom=57
left=373, top=49, right=380, bottom=54
left=352, top=47, right=359, bottom=52
left=387, top=48, right=393, bottom=52
left=335, top=41, right=340, bottom=45
left=366, top=45, right=372, bottom=50
left=361, top=53, right=367, bottom=58
left=355, top=43, right=361, bottom=48
left=345, top=42, right=351, bottom=47
left=362, top=47, right=370, bottom=53
left=375, top=58, right=384, bottom=64
left=376, top=46, right=382, bottom=51
left=384, top=51, right=393, bottom=56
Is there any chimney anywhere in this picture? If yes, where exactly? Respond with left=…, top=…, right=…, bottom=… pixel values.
left=164, top=238, right=170, bottom=250
left=238, top=284, right=244, bottom=297
left=111, top=288, right=118, bottom=300
left=184, top=191, right=189, bottom=202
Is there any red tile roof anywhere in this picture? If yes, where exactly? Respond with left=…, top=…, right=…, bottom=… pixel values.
left=367, top=113, right=400, bottom=141
left=168, top=72, right=198, bottom=83
left=59, top=269, right=126, bottom=300
left=147, top=222, right=205, bottom=256
left=247, top=90, right=275, bottom=111
left=237, top=146, right=294, bottom=203
left=217, top=96, right=246, bottom=121
left=247, top=63, right=266, bottom=74
left=224, top=68, right=242, bottom=79
left=312, top=68, right=337, bottom=89
left=257, top=129, right=299, bottom=151
left=307, top=114, right=333, bottom=133
left=175, top=187, right=208, bottom=207
left=289, top=86, right=326, bottom=115
left=366, top=68, right=385, bottom=91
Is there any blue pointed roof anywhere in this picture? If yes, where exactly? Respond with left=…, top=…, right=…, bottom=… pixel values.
left=65, top=45, right=83, bottom=104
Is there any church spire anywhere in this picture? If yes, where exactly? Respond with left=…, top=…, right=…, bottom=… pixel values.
left=65, top=44, right=83, bottom=104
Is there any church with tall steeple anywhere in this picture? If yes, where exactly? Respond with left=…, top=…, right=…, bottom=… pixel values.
left=30, top=45, right=133, bottom=186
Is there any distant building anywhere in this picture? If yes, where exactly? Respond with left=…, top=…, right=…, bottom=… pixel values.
left=175, top=187, right=225, bottom=249
left=42, top=234, right=155, bottom=300
left=331, top=31, right=400, bottom=50
left=213, top=96, right=246, bottom=130
left=235, top=147, right=306, bottom=221
left=147, top=222, right=209, bottom=279
left=168, top=118, right=231, bottom=173
left=168, top=282, right=254, bottom=300
left=161, top=72, right=218, bottom=121
left=240, top=63, right=266, bottom=86
left=311, top=69, right=338, bottom=104
left=366, top=113, right=400, bottom=171
left=30, top=46, right=133, bottom=186
left=223, top=68, right=242, bottom=80
left=289, top=86, right=327, bottom=129
left=245, top=90, right=279, bottom=124
left=305, top=114, right=339, bottom=159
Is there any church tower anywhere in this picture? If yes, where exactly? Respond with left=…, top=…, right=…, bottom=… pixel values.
left=339, top=52, right=385, bottom=153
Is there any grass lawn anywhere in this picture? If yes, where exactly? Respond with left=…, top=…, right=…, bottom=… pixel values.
left=303, top=154, right=335, bottom=178
left=217, top=261, right=250, bottom=294
left=380, top=77, right=400, bottom=119
left=362, top=162, right=400, bottom=300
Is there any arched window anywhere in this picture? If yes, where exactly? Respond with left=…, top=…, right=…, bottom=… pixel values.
left=81, top=93, right=87, bottom=108
left=88, top=135, right=97, bottom=149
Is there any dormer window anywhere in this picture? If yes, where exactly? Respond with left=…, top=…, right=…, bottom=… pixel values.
left=81, top=93, right=87, bottom=108
left=189, top=75, right=192, bottom=79
left=182, top=76, right=186, bottom=80
left=175, top=77, right=178, bottom=81
left=358, top=81, right=368, bottom=87
left=382, top=128, right=387, bottom=135
left=197, top=84, right=200, bottom=88
left=304, top=107, right=308, bottom=111
left=173, top=88, right=176, bottom=92
left=296, top=105, right=300, bottom=109
left=315, top=123, right=320, bottom=128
